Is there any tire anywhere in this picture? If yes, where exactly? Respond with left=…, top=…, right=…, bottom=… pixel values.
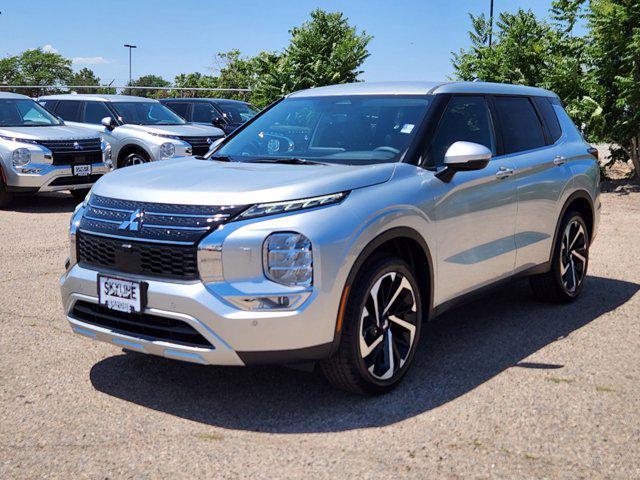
left=529, top=210, right=590, bottom=303
left=120, top=150, right=150, bottom=168
left=320, top=256, right=422, bottom=395
left=0, top=178, right=13, bottom=209
left=70, top=188, right=91, bottom=201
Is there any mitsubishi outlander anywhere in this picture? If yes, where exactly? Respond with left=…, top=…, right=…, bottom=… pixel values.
left=60, top=82, right=600, bottom=394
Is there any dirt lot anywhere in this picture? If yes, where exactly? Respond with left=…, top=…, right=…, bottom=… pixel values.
left=1, top=184, right=639, bottom=479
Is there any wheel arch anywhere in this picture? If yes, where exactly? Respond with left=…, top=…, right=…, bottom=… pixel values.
left=117, top=143, right=152, bottom=168
left=329, top=227, right=434, bottom=355
left=548, top=190, right=595, bottom=264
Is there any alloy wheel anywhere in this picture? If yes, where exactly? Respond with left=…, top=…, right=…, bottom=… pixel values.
left=560, top=219, right=588, bottom=294
left=359, top=271, right=418, bottom=380
left=124, top=154, right=148, bottom=167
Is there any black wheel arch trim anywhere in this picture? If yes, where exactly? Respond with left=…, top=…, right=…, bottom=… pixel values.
left=117, top=144, right=152, bottom=167
left=328, top=226, right=434, bottom=356
left=548, top=190, right=595, bottom=265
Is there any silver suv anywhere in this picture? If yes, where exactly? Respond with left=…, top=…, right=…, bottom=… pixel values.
left=60, top=82, right=600, bottom=395
left=0, top=92, right=110, bottom=207
left=38, top=94, right=225, bottom=168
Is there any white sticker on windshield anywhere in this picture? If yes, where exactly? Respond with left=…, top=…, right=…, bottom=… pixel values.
left=401, top=124, right=415, bottom=134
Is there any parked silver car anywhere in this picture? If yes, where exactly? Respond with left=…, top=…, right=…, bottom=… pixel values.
left=0, top=92, right=110, bottom=207
left=60, top=82, right=600, bottom=394
left=38, top=94, right=225, bottom=168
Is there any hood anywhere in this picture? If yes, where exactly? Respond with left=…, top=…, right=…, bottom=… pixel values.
left=120, top=123, right=225, bottom=137
left=0, top=125, right=100, bottom=141
left=92, top=158, right=397, bottom=205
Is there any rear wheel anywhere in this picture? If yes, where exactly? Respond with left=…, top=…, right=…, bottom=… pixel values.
left=320, top=256, right=422, bottom=395
left=530, top=210, right=589, bottom=302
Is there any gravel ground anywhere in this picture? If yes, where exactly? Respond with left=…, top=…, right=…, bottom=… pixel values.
left=1, top=186, right=639, bottom=479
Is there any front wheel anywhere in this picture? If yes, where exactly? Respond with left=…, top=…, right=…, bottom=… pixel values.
left=530, top=210, right=590, bottom=302
left=120, top=151, right=150, bottom=168
left=0, top=178, right=13, bottom=209
left=320, top=256, right=422, bottom=395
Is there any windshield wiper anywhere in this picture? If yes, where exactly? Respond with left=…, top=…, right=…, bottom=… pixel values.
left=248, top=157, right=327, bottom=166
left=207, top=155, right=233, bottom=162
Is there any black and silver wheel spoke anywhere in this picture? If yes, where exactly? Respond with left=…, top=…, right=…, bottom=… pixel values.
left=359, top=272, right=417, bottom=381
left=560, top=220, right=587, bottom=294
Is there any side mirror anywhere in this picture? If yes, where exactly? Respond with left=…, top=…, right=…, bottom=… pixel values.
left=444, top=141, right=491, bottom=171
left=211, top=116, right=226, bottom=129
left=101, top=116, right=117, bottom=130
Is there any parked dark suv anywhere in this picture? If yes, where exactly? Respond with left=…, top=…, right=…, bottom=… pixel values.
left=161, top=98, right=259, bottom=135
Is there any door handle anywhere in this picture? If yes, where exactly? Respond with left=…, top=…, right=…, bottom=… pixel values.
left=553, top=155, right=567, bottom=166
left=495, top=166, right=514, bottom=179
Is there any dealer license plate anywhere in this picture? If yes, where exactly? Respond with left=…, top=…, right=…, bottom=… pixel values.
left=73, top=164, right=92, bottom=176
left=98, top=275, right=144, bottom=313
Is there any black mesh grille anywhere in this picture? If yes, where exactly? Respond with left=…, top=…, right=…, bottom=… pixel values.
left=37, top=138, right=103, bottom=166
left=71, top=300, right=211, bottom=347
left=179, top=135, right=223, bottom=156
left=77, top=232, right=199, bottom=280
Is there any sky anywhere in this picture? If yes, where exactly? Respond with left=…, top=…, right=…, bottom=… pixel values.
left=0, top=0, right=557, bottom=87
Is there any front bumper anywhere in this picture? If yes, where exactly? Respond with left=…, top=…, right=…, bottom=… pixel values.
left=5, top=162, right=110, bottom=192
left=60, top=263, right=334, bottom=366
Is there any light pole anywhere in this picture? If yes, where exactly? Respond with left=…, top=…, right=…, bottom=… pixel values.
left=123, top=44, right=137, bottom=90
left=488, top=0, right=494, bottom=47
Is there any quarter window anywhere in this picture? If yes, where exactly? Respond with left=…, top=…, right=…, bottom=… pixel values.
left=55, top=101, right=82, bottom=122
left=83, top=102, right=113, bottom=124
left=533, top=97, right=562, bottom=143
left=428, top=96, right=495, bottom=167
left=494, top=96, right=546, bottom=153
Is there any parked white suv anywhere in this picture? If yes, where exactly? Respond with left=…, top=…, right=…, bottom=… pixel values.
left=38, top=94, right=225, bottom=168
left=0, top=92, right=110, bottom=207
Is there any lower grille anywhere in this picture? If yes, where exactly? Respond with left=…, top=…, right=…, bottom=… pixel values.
left=49, top=174, right=103, bottom=186
left=77, top=232, right=198, bottom=280
left=71, top=301, right=211, bottom=348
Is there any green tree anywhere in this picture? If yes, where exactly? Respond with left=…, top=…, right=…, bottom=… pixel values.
left=127, top=74, right=170, bottom=98
left=253, top=9, right=372, bottom=106
left=69, top=67, right=101, bottom=94
left=0, top=48, right=73, bottom=96
left=588, top=0, right=640, bottom=178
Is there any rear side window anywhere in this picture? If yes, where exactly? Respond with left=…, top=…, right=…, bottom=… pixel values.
left=166, top=102, right=190, bottom=120
left=54, top=101, right=82, bottom=122
left=493, top=96, right=545, bottom=154
left=428, top=96, right=495, bottom=166
left=192, top=103, right=218, bottom=123
left=83, top=102, right=113, bottom=124
left=533, top=97, right=562, bottom=143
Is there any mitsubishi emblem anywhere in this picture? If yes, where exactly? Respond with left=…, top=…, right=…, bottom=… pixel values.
left=118, top=209, right=144, bottom=231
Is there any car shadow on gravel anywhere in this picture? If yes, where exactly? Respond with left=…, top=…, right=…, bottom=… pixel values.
left=6, top=192, right=78, bottom=213
left=90, top=275, right=639, bottom=433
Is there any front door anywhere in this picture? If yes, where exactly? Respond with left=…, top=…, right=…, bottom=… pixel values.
left=428, top=95, right=518, bottom=305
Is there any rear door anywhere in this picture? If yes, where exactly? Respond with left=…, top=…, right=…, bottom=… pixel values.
left=429, top=95, right=518, bottom=304
left=492, top=95, right=572, bottom=272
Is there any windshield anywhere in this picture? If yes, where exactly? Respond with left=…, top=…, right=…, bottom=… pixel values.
left=218, top=102, right=259, bottom=124
left=0, top=99, right=62, bottom=127
left=212, top=95, right=431, bottom=165
left=110, top=101, right=186, bottom=126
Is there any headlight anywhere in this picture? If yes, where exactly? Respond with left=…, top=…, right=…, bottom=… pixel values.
left=12, top=148, right=31, bottom=166
left=160, top=142, right=175, bottom=158
left=239, top=192, right=347, bottom=219
left=0, top=135, right=37, bottom=144
left=263, top=232, right=312, bottom=286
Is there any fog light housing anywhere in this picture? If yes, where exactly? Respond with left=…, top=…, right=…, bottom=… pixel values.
left=263, top=232, right=312, bottom=286
left=225, top=293, right=311, bottom=311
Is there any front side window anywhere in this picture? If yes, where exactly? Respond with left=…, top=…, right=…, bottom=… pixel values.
left=55, top=101, right=82, bottom=122
left=166, top=102, right=190, bottom=120
left=213, top=95, right=431, bottom=166
left=110, top=102, right=186, bottom=126
left=83, top=102, right=113, bottom=124
left=428, top=96, right=495, bottom=167
left=217, top=102, right=259, bottom=124
left=494, top=96, right=546, bottom=154
left=192, top=103, right=218, bottom=123
left=0, top=99, right=62, bottom=127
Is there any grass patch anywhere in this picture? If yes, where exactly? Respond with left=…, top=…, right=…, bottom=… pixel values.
left=546, top=376, right=574, bottom=384
left=523, top=453, right=538, bottom=461
left=596, top=386, right=614, bottom=393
